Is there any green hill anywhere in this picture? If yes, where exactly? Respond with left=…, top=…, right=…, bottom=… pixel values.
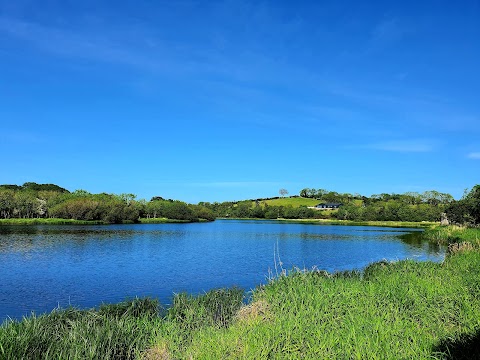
left=256, top=197, right=320, bottom=208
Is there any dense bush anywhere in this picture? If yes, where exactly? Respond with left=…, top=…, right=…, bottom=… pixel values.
left=0, top=183, right=214, bottom=223
left=335, top=202, right=444, bottom=222
left=445, top=185, right=480, bottom=225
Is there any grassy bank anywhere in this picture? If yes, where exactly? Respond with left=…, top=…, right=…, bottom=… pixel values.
left=275, top=218, right=438, bottom=228
left=0, top=218, right=206, bottom=226
left=138, top=218, right=195, bottom=224
left=221, top=217, right=437, bottom=228
left=420, top=225, right=480, bottom=245
left=2, top=226, right=480, bottom=359
left=0, top=218, right=106, bottom=225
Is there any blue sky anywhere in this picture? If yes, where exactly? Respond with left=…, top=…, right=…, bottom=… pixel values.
left=1, top=0, right=479, bottom=203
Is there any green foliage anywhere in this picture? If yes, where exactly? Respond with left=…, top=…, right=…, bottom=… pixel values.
left=336, top=201, right=444, bottom=222
left=0, top=182, right=212, bottom=223
left=144, top=200, right=214, bottom=222
left=420, top=225, right=480, bottom=246
left=200, top=188, right=458, bottom=222
left=168, top=287, right=244, bottom=331
left=0, top=298, right=160, bottom=360
left=98, top=297, right=160, bottom=319
left=445, top=185, right=480, bottom=226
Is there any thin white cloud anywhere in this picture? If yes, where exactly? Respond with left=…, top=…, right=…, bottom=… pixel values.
left=0, top=17, right=168, bottom=71
left=364, top=139, right=435, bottom=153
left=467, top=152, right=480, bottom=159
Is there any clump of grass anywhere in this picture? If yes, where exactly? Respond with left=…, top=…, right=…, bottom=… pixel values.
left=235, top=300, right=271, bottom=323
left=0, top=298, right=160, bottom=360
left=168, top=287, right=244, bottom=331
left=422, top=225, right=480, bottom=245
left=98, top=297, right=160, bottom=319
left=141, top=341, right=171, bottom=360
left=447, top=241, right=476, bottom=256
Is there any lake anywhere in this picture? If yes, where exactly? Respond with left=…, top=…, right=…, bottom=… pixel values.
left=0, top=219, right=444, bottom=321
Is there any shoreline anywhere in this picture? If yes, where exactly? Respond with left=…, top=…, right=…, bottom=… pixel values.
left=0, top=217, right=210, bottom=226
left=218, top=217, right=437, bottom=228
left=1, top=225, right=479, bottom=358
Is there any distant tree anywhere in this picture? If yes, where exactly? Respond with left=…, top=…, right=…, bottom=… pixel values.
left=0, top=184, right=22, bottom=191
left=300, top=188, right=308, bottom=198
left=279, top=189, right=289, bottom=197
left=0, top=189, right=15, bottom=218
left=22, top=182, right=69, bottom=193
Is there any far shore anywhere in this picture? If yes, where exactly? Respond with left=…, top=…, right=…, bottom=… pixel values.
left=0, top=218, right=209, bottom=226
left=0, top=217, right=438, bottom=228
left=218, top=217, right=438, bottom=228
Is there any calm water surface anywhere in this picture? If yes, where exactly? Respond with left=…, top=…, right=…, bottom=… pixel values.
left=0, top=219, right=444, bottom=321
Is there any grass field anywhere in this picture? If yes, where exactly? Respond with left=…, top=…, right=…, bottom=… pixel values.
left=258, top=197, right=363, bottom=208
left=257, top=197, right=320, bottom=208
left=2, top=226, right=480, bottom=359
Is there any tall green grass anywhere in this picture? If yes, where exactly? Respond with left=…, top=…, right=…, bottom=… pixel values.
left=152, top=250, right=480, bottom=359
left=0, top=298, right=160, bottom=360
left=421, top=225, right=480, bottom=245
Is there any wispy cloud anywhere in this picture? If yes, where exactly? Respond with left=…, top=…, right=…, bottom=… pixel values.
left=363, top=139, right=436, bottom=153
left=467, top=152, right=480, bottom=159
left=0, top=17, right=170, bottom=71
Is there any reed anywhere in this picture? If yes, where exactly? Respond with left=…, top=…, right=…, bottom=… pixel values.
left=0, top=298, right=160, bottom=360
left=421, top=225, right=480, bottom=245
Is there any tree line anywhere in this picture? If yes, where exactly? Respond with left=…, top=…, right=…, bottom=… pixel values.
left=0, top=183, right=214, bottom=223
left=299, top=188, right=454, bottom=206
left=199, top=188, right=461, bottom=222
left=198, top=200, right=320, bottom=220
left=1, top=182, right=478, bottom=225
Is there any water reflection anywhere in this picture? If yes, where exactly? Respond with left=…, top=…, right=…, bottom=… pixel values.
left=400, top=231, right=443, bottom=255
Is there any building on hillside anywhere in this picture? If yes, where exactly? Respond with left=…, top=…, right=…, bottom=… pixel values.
left=314, top=202, right=343, bottom=209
